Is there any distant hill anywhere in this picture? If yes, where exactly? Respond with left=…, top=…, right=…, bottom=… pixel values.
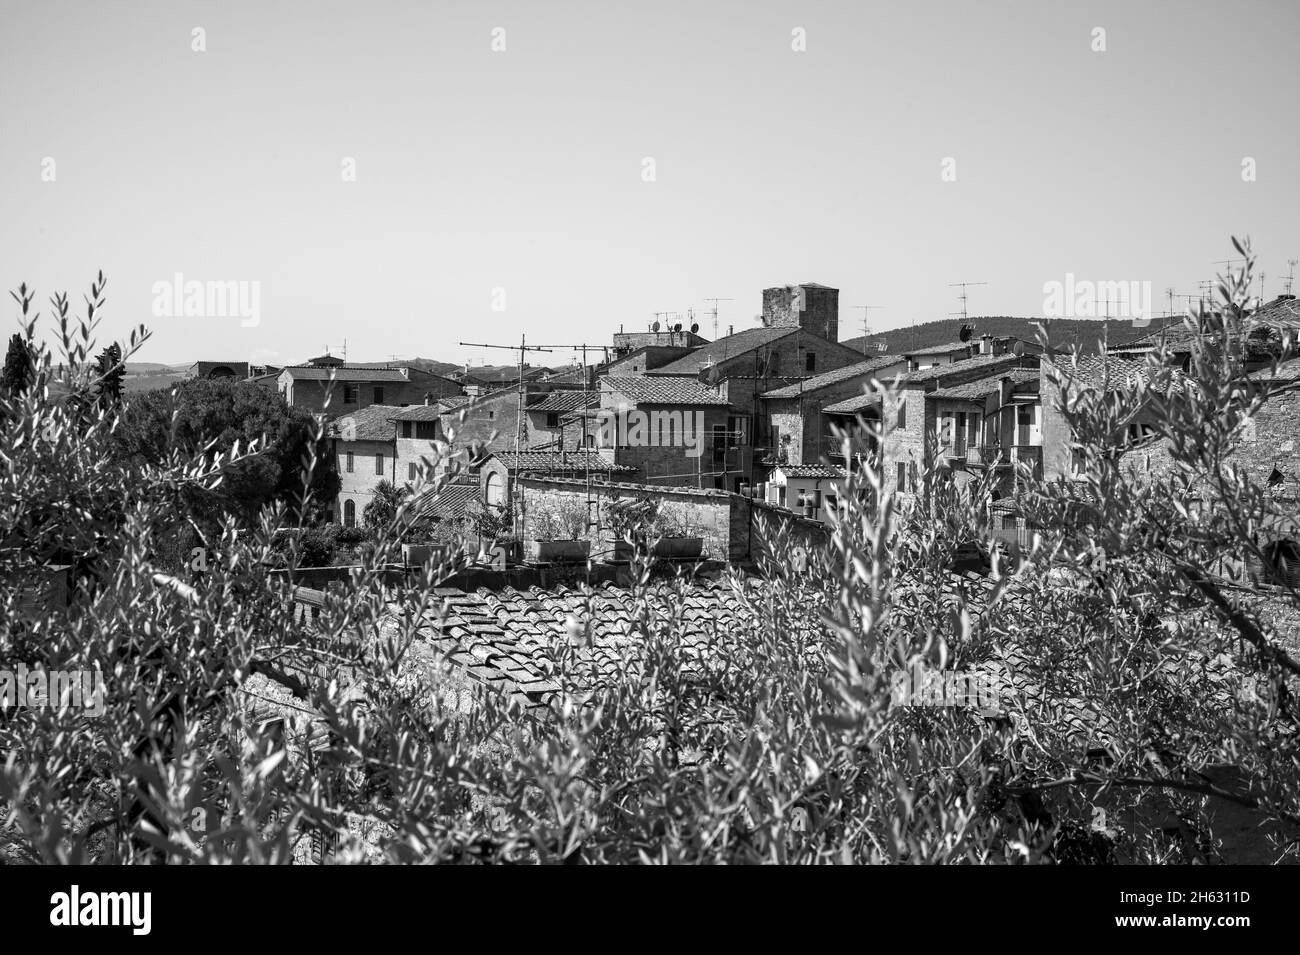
left=840, top=316, right=1176, bottom=356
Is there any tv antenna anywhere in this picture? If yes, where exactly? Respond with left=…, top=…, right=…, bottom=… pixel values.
left=704, top=298, right=733, bottom=338
left=1165, top=287, right=1177, bottom=318
left=853, top=305, right=884, bottom=342
left=948, top=282, right=986, bottom=323
left=458, top=334, right=554, bottom=514
left=1284, top=260, right=1298, bottom=296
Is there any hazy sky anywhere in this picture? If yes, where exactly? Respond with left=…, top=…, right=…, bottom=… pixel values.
left=2, top=0, right=1298, bottom=367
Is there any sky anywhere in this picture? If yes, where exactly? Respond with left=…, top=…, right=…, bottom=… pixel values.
left=2, top=0, right=1298, bottom=368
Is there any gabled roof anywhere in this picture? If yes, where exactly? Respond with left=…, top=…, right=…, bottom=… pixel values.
left=760, top=355, right=906, bottom=399
left=930, top=368, right=1039, bottom=402
left=410, top=482, right=479, bottom=521
left=490, top=450, right=637, bottom=473
left=651, top=327, right=799, bottom=375
left=389, top=405, right=445, bottom=422
left=604, top=376, right=729, bottom=406
left=906, top=341, right=971, bottom=357
left=281, top=365, right=412, bottom=382
left=328, top=404, right=402, bottom=441
left=529, top=390, right=599, bottom=413
left=822, top=392, right=884, bottom=415
left=905, top=352, right=1027, bottom=386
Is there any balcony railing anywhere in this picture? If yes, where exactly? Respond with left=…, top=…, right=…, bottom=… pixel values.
left=962, top=444, right=1042, bottom=476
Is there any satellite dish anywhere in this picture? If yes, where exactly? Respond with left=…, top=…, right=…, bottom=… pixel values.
left=707, top=366, right=721, bottom=385
left=1012, top=340, right=1025, bottom=356
left=674, top=323, right=682, bottom=332
left=651, top=320, right=661, bottom=332
left=959, top=323, right=974, bottom=342
left=689, top=323, right=699, bottom=334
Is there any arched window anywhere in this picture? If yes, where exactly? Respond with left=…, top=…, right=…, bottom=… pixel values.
left=485, top=471, right=505, bottom=508
left=344, top=500, right=356, bottom=527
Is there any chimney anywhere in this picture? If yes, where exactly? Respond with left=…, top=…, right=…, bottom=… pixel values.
left=728, top=324, right=734, bottom=337
left=980, top=334, right=993, bottom=355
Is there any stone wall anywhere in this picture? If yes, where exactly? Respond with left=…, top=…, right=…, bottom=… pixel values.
left=761, top=284, right=839, bottom=343
left=335, top=436, right=397, bottom=524
left=518, top=477, right=742, bottom=561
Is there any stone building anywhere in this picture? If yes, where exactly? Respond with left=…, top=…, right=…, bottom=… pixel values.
left=761, top=283, right=840, bottom=343
left=822, top=351, right=1038, bottom=502
left=599, top=376, right=733, bottom=489
left=478, top=450, right=636, bottom=512
left=277, top=358, right=462, bottom=417
left=328, top=404, right=401, bottom=526
left=759, top=354, right=908, bottom=469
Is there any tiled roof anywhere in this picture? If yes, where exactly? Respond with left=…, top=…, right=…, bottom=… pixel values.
left=906, top=341, right=971, bottom=356
left=1047, top=354, right=1176, bottom=391
left=328, top=404, right=402, bottom=441
left=760, top=355, right=906, bottom=399
left=281, top=365, right=411, bottom=382
left=390, top=580, right=753, bottom=712
left=822, top=392, right=884, bottom=415
left=411, top=482, right=479, bottom=520
left=1116, top=296, right=1300, bottom=353
left=775, top=464, right=845, bottom=479
left=438, top=395, right=471, bottom=410
left=389, top=405, right=445, bottom=422
left=530, top=390, right=599, bottom=413
left=930, top=368, right=1039, bottom=401
left=652, top=327, right=799, bottom=375
left=905, top=353, right=1027, bottom=386
left=492, top=451, right=636, bottom=473
left=521, top=475, right=732, bottom=499
left=604, top=376, right=729, bottom=406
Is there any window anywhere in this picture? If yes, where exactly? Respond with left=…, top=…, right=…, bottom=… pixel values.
left=805, top=352, right=816, bottom=372
left=728, top=415, right=749, bottom=445
left=546, top=412, right=559, bottom=427
left=375, top=453, right=384, bottom=475
left=897, top=462, right=907, bottom=492
left=488, top=410, right=494, bottom=420
left=346, top=451, right=354, bottom=473
left=373, top=387, right=384, bottom=404
left=343, top=384, right=358, bottom=404
left=408, top=462, right=417, bottom=481
left=897, top=401, right=906, bottom=429
left=402, top=421, right=412, bottom=438
left=343, top=500, right=356, bottom=526
left=416, top=421, right=437, bottom=439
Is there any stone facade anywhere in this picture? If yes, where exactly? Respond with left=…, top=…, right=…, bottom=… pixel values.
left=278, top=366, right=461, bottom=417
left=761, top=283, right=839, bottom=343
left=604, top=345, right=695, bottom=376
left=518, top=477, right=742, bottom=561
left=336, top=438, right=395, bottom=525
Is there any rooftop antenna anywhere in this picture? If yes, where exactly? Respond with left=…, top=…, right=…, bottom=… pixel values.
left=1165, top=287, right=1176, bottom=318
left=948, top=281, right=987, bottom=324
left=704, top=298, right=733, bottom=339
left=458, top=334, right=554, bottom=518
left=854, top=306, right=884, bottom=349
left=1284, top=260, right=1298, bottom=296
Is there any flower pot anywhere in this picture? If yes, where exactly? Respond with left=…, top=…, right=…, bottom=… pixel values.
left=403, top=543, right=452, bottom=566
left=526, top=539, right=591, bottom=563
left=653, top=536, right=704, bottom=560
left=611, top=540, right=636, bottom=562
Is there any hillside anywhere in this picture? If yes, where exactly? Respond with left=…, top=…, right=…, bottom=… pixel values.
left=840, top=316, right=1176, bottom=355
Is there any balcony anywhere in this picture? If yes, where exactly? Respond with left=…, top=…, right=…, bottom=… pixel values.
left=962, top=444, right=1042, bottom=477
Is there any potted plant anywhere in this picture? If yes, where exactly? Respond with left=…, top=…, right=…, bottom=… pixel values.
left=604, top=495, right=659, bottom=561
left=525, top=497, right=591, bottom=563
left=651, top=503, right=704, bottom=560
